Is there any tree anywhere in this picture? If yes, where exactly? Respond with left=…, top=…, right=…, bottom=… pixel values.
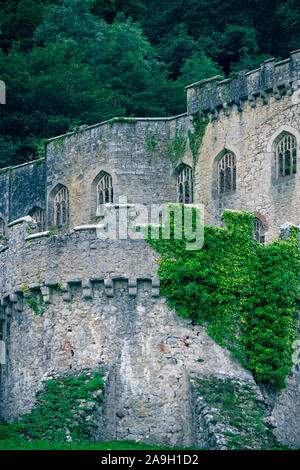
left=0, top=0, right=299, bottom=167
left=178, top=51, right=223, bottom=86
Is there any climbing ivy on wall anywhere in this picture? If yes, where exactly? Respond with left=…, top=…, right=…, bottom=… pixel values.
left=167, top=123, right=187, bottom=167
left=193, top=376, right=279, bottom=449
left=21, top=284, right=46, bottom=316
left=20, top=265, right=46, bottom=316
left=145, top=124, right=159, bottom=164
left=188, top=113, right=209, bottom=169
left=147, top=207, right=300, bottom=389
left=1, top=371, right=105, bottom=442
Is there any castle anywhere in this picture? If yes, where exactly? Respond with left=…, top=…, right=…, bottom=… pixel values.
left=0, top=51, right=299, bottom=448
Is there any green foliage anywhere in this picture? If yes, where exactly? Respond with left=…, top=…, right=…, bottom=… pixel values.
left=147, top=207, right=300, bottom=389
left=0, top=371, right=105, bottom=443
left=0, top=369, right=199, bottom=449
left=242, top=231, right=300, bottom=386
left=0, top=0, right=169, bottom=167
left=1, top=0, right=298, bottom=167
left=188, top=113, right=209, bottom=168
left=25, top=293, right=45, bottom=316
left=53, top=135, right=69, bottom=154
left=194, top=376, right=279, bottom=449
left=21, top=284, right=46, bottom=316
left=167, top=123, right=187, bottom=167
left=0, top=433, right=197, bottom=450
left=108, top=117, right=137, bottom=127
left=178, top=51, right=223, bottom=86
left=20, top=266, right=46, bottom=315
left=145, top=123, right=159, bottom=163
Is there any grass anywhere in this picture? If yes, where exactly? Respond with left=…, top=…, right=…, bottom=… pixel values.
left=0, top=436, right=198, bottom=451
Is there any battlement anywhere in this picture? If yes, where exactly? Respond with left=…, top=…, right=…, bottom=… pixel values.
left=1, top=52, right=300, bottom=450
left=0, top=216, right=160, bottom=301
left=0, top=276, right=160, bottom=320
left=186, top=50, right=300, bottom=117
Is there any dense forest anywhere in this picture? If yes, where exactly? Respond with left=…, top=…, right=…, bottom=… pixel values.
left=0, top=0, right=299, bottom=168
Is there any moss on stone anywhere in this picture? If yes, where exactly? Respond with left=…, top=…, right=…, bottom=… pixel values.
left=167, top=123, right=187, bottom=167
left=108, top=117, right=137, bottom=127
left=194, top=376, right=279, bottom=450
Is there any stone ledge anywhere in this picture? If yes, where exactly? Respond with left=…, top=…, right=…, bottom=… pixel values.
left=25, top=231, right=50, bottom=241
left=74, top=225, right=99, bottom=231
left=8, top=216, right=35, bottom=227
left=47, top=113, right=188, bottom=145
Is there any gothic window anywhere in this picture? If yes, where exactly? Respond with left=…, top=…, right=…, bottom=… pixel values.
left=217, top=152, right=236, bottom=194
left=177, top=166, right=193, bottom=203
left=275, top=133, right=297, bottom=177
left=29, top=207, right=45, bottom=232
left=0, top=218, right=5, bottom=237
left=53, top=186, right=69, bottom=226
left=253, top=217, right=265, bottom=244
left=97, top=173, right=113, bottom=207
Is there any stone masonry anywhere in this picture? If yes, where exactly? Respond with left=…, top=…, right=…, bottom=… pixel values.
left=0, top=52, right=300, bottom=448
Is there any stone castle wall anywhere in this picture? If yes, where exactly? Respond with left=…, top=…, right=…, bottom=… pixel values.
left=0, top=160, right=46, bottom=224
left=1, top=53, right=300, bottom=240
left=187, top=50, right=300, bottom=242
left=43, top=114, right=192, bottom=229
left=0, top=53, right=300, bottom=448
left=0, top=218, right=263, bottom=447
left=0, top=114, right=191, bottom=230
left=0, top=217, right=299, bottom=448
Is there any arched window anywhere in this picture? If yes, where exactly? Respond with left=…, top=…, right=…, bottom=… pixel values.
left=29, top=207, right=45, bottom=232
left=97, top=173, right=113, bottom=206
left=53, top=186, right=69, bottom=226
left=275, top=133, right=297, bottom=178
left=253, top=217, right=265, bottom=244
left=177, top=166, right=193, bottom=203
left=0, top=218, right=5, bottom=237
left=217, top=152, right=236, bottom=194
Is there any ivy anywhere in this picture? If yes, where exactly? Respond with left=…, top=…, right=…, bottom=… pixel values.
left=167, top=123, right=187, bottom=167
left=53, top=135, right=68, bottom=153
left=220, top=83, right=232, bottom=103
left=188, top=113, right=209, bottom=169
left=35, top=138, right=50, bottom=159
left=21, top=284, right=45, bottom=316
left=193, top=376, right=280, bottom=449
left=12, top=177, right=22, bottom=194
left=145, top=124, right=159, bottom=164
left=0, top=371, right=105, bottom=443
left=0, top=166, right=12, bottom=174
left=147, top=207, right=300, bottom=389
left=20, top=266, right=46, bottom=315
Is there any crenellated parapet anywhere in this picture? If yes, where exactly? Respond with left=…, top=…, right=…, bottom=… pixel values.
left=0, top=216, right=161, bottom=313
left=186, top=49, right=300, bottom=118
left=0, top=277, right=160, bottom=325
